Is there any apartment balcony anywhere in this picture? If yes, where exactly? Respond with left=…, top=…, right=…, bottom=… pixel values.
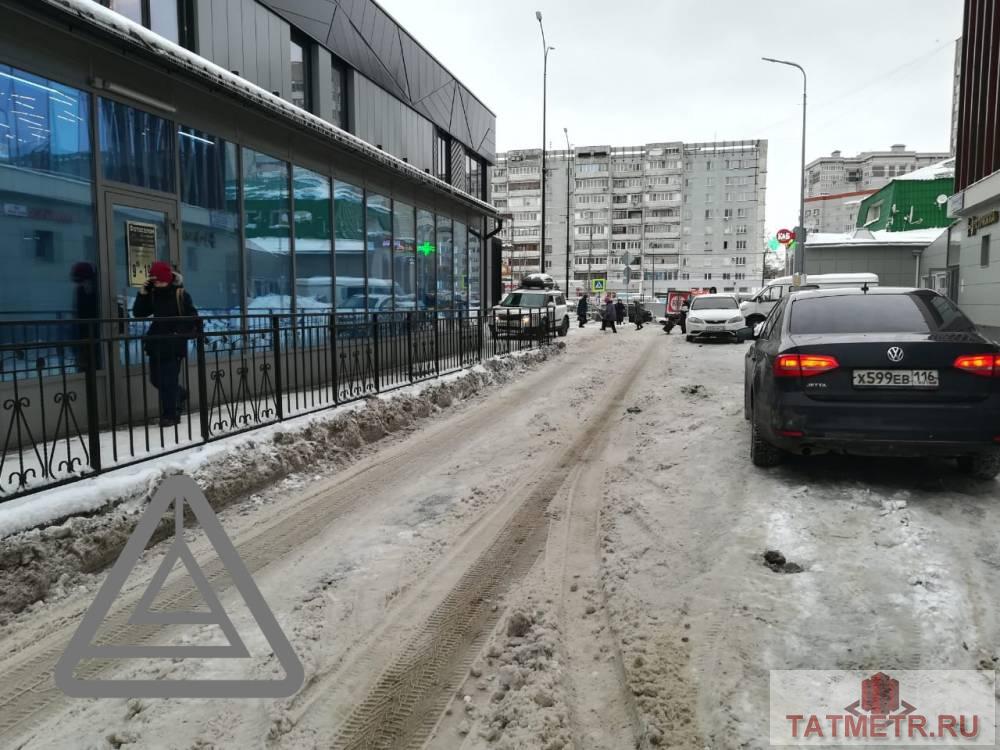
left=611, top=216, right=643, bottom=225
left=508, top=170, right=542, bottom=182
left=644, top=197, right=683, bottom=208
left=644, top=230, right=681, bottom=240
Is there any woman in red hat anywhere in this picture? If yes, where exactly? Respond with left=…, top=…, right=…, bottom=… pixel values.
left=132, top=261, right=198, bottom=427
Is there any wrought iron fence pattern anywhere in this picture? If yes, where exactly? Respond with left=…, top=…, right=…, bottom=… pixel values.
left=0, top=309, right=551, bottom=501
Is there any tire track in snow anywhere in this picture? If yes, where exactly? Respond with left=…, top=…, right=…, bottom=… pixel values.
left=329, top=337, right=657, bottom=750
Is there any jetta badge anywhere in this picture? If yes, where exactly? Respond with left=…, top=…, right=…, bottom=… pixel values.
left=887, top=346, right=905, bottom=363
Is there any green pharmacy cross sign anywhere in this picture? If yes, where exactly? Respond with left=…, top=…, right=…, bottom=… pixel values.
left=417, top=242, right=436, bottom=257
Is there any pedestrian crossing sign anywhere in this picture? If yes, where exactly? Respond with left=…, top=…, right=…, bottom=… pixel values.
left=591, top=279, right=606, bottom=293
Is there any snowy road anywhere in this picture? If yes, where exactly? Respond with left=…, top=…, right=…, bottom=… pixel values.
left=1, top=324, right=999, bottom=749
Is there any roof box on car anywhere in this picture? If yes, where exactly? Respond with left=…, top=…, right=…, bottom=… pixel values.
left=520, top=273, right=557, bottom=289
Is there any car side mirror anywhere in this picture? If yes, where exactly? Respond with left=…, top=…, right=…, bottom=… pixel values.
left=752, top=322, right=765, bottom=340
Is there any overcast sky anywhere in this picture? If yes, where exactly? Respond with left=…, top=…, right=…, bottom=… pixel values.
left=378, top=0, right=962, bottom=237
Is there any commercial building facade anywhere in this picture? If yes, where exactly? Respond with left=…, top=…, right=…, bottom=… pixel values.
left=804, top=146, right=952, bottom=235
left=0, top=0, right=498, bottom=328
left=947, top=0, right=1000, bottom=333
left=492, top=140, right=767, bottom=296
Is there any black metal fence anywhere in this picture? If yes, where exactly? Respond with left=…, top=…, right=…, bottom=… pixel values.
left=0, top=309, right=553, bottom=501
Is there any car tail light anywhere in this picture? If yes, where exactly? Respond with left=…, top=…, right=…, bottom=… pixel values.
left=773, top=354, right=839, bottom=378
left=953, top=354, right=1000, bottom=377
left=778, top=429, right=804, bottom=438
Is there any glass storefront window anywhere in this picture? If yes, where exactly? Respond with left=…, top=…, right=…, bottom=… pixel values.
left=293, top=166, right=332, bottom=313
left=416, top=209, right=435, bottom=310
left=334, top=180, right=364, bottom=309
left=453, top=221, right=467, bottom=310
left=393, top=202, right=416, bottom=311
left=242, top=148, right=291, bottom=313
left=366, top=193, right=393, bottom=310
left=469, top=231, right=481, bottom=310
left=0, top=64, right=97, bottom=350
left=99, top=98, right=175, bottom=193
left=436, top=215, right=453, bottom=310
left=179, top=128, right=240, bottom=318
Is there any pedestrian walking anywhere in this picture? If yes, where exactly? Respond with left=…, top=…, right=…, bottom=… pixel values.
left=614, top=297, right=625, bottom=325
left=633, top=298, right=645, bottom=330
left=679, top=295, right=691, bottom=334
left=577, top=294, right=589, bottom=328
left=601, top=295, right=618, bottom=333
left=132, top=261, right=198, bottom=427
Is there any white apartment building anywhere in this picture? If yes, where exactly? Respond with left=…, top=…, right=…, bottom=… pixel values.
left=804, top=145, right=952, bottom=235
left=491, top=140, right=767, bottom=296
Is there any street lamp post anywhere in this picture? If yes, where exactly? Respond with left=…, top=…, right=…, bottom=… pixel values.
left=762, top=57, right=807, bottom=275
left=536, top=11, right=553, bottom=275
left=564, top=127, right=571, bottom=295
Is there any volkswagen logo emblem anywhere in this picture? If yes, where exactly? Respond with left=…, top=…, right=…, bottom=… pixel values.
left=887, top=346, right=905, bottom=363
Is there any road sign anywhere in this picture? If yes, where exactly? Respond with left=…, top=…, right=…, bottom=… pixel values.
left=591, top=278, right=606, bottom=293
left=776, top=228, right=795, bottom=246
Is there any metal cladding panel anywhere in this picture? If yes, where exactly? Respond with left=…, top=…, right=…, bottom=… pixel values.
left=258, top=0, right=496, bottom=163
left=226, top=0, right=245, bottom=76
left=241, top=0, right=259, bottom=80
left=210, top=0, right=230, bottom=69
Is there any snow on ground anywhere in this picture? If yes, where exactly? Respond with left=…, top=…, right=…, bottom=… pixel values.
left=1, top=324, right=998, bottom=749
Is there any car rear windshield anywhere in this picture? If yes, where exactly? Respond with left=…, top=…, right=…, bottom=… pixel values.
left=691, top=297, right=738, bottom=310
left=501, top=293, right=546, bottom=307
left=789, top=293, right=975, bottom=334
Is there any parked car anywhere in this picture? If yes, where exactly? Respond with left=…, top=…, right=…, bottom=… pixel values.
left=743, top=287, right=1000, bottom=478
left=489, top=274, right=569, bottom=340
left=740, top=273, right=879, bottom=329
left=685, top=293, right=745, bottom=343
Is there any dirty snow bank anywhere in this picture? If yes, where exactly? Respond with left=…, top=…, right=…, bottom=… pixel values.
left=443, top=601, right=573, bottom=750
left=0, top=347, right=561, bottom=617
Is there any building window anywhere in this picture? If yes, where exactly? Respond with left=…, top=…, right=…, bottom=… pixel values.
left=99, top=98, right=176, bottom=193
left=416, top=209, right=435, bottom=309
left=290, top=32, right=312, bottom=112
left=982, top=235, right=991, bottom=267
left=434, top=130, right=451, bottom=182
left=334, top=180, right=365, bottom=307
left=466, top=151, right=483, bottom=200
left=469, top=229, right=481, bottom=310
left=179, top=128, right=240, bottom=316
left=291, top=165, right=333, bottom=312
left=331, top=56, right=348, bottom=130
left=366, top=194, right=393, bottom=309
left=243, top=148, right=291, bottom=310
left=393, top=201, right=416, bottom=310
left=0, top=64, right=97, bottom=334
left=437, top=215, right=453, bottom=308
left=101, top=1, right=195, bottom=49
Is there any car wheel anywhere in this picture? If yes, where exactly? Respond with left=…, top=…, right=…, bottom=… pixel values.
left=558, top=316, right=569, bottom=337
left=957, top=453, right=1000, bottom=480
left=750, top=406, right=784, bottom=468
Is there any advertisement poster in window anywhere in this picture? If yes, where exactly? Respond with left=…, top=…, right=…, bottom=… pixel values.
left=127, top=221, right=158, bottom=287
left=666, top=290, right=690, bottom=313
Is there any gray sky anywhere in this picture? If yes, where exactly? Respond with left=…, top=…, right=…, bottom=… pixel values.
left=378, top=0, right=962, bottom=237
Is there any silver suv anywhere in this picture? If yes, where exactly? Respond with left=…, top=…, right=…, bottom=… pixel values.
left=490, top=274, right=570, bottom=340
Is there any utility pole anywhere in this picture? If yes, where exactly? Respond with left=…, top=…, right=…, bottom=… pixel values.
left=536, top=12, right=554, bottom=274
left=564, top=128, right=572, bottom=296
left=763, top=57, right=808, bottom=275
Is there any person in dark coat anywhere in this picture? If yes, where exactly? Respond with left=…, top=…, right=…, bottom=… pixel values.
left=132, top=261, right=198, bottom=427
left=70, top=261, right=99, bottom=373
left=576, top=294, right=589, bottom=328
left=600, top=295, right=617, bottom=333
left=614, top=297, right=626, bottom=325
left=633, top=299, right=645, bottom=330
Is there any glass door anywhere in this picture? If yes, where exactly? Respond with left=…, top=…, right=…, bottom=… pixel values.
left=103, top=194, right=178, bottom=320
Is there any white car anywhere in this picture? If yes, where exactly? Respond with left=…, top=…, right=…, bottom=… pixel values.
left=685, top=293, right=745, bottom=343
left=490, top=274, right=570, bottom=339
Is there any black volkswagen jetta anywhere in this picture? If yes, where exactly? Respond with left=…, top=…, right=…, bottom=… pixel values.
left=744, top=287, right=1000, bottom=478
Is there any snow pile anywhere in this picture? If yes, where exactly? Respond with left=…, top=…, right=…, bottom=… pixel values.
left=457, top=605, right=572, bottom=750
left=0, top=346, right=562, bottom=618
